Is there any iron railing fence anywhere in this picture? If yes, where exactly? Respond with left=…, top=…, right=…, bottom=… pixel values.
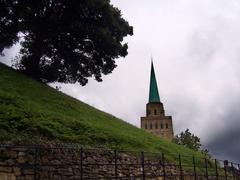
left=0, top=144, right=239, bottom=180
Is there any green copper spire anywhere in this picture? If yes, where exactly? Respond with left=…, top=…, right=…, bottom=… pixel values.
left=149, top=61, right=160, bottom=103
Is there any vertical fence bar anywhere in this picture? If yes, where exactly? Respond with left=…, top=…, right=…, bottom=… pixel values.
left=231, top=162, right=235, bottom=180
left=114, top=150, right=118, bottom=180
left=205, top=158, right=209, bottom=180
left=80, top=147, right=83, bottom=180
left=193, top=156, right=197, bottom=180
left=141, top=152, right=145, bottom=180
left=224, top=162, right=228, bottom=180
left=215, top=159, right=219, bottom=180
left=162, top=153, right=166, bottom=180
left=179, top=154, right=184, bottom=180
left=34, top=146, right=38, bottom=180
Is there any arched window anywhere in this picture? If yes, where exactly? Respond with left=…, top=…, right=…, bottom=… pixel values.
left=154, top=109, right=157, bottom=115
left=166, top=123, right=168, bottom=129
left=150, top=123, right=152, bottom=129
left=161, top=123, right=163, bottom=129
left=155, top=123, right=158, bottom=129
left=145, top=123, right=148, bottom=129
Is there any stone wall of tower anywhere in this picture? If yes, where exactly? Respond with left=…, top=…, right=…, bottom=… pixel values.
left=141, top=102, right=174, bottom=140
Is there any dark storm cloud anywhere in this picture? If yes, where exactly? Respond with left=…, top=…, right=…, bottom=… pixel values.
left=208, top=128, right=240, bottom=162
left=206, top=103, right=240, bottom=162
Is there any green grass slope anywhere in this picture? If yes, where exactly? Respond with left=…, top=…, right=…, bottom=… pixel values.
left=0, top=63, right=207, bottom=165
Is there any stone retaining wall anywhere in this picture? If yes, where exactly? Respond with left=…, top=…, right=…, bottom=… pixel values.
left=0, top=145, right=236, bottom=180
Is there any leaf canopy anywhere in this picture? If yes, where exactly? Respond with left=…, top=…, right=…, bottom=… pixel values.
left=0, top=0, right=133, bottom=85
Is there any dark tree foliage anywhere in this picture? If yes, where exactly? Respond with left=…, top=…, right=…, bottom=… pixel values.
left=0, top=0, right=133, bottom=85
left=173, top=129, right=211, bottom=157
left=173, top=128, right=202, bottom=151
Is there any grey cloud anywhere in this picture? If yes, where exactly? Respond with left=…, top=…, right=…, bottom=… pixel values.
left=208, top=128, right=240, bottom=162
left=206, top=104, right=240, bottom=162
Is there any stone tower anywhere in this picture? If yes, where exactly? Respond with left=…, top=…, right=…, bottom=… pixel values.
left=141, top=62, right=174, bottom=140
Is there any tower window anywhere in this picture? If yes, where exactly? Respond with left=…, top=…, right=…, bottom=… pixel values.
left=150, top=123, right=152, bottom=129
left=147, top=110, right=150, bottom=116
left=166, top=123, right=168, bottom=129
left=145, top=123, right=148, bottom=129
left=155, top=123, right=158, bottom=129
left=154, top=109, right=157, bottom=115
left=161, top=123, right=163, bottom=129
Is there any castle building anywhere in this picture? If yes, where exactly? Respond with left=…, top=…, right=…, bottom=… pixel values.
left=141, top=62, right=174, bottom=140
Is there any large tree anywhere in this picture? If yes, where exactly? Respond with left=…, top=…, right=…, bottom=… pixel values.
left=0, top=0, right=133, bottom=85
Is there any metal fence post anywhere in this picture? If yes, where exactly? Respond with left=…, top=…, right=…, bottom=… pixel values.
left=205, top=158, right=209, bottom=180
left=114, top=150, right=118, bottom=180
left=215, top=159, right=219, bottom=180
left=34, top=146, right=38, bottom=180
left=238, top=164, right=240, bottom=178
left=80, top=147, right=83, bottom=180
left=179, top=154, right=184, bottom=180
left=193, top=156, right=197, bottom=180
left=162, top=153, right=166, bottom=180
left=141, top=152, right=145, bottom=180
left=224, top=162, right=228, bottom=180
left=231, top=162, right=235, bottom=180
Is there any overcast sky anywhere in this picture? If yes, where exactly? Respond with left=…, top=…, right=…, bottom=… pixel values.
left=1, top=0, right=240, bottom=162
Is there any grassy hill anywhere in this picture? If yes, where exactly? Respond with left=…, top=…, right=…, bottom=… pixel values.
left=0, top=63, right=208, bottom=167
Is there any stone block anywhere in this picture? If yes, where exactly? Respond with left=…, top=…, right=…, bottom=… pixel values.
left=18, top=152, right=25, bottom=157
left=0, top=166, right=13, bottom=173
left=8, top=151, right=18, bottom=158
left=17, top=156, right=26, bottom=163
left=0, top=173, right=16, bottom=180
left=13, top=167, right=21, bottom=176
left=23, top=169, right=34, bottom=175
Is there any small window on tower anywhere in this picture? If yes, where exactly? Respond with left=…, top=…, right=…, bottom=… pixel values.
left=154, top=109, right=157, bottom=115
left=145, top=123, right=148, bottom=129
left=150, top=123, right=152, bottom=129
left=166, top=123, right=168, bottom=129
left=161, top=123, right=163, bottom=129
left=147, top=110, right=150, bottom=115
left=155, top=123, right=158, bottom=129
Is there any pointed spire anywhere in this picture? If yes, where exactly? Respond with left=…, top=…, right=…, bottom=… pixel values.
left=149, top=60, right=161, bottom=103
